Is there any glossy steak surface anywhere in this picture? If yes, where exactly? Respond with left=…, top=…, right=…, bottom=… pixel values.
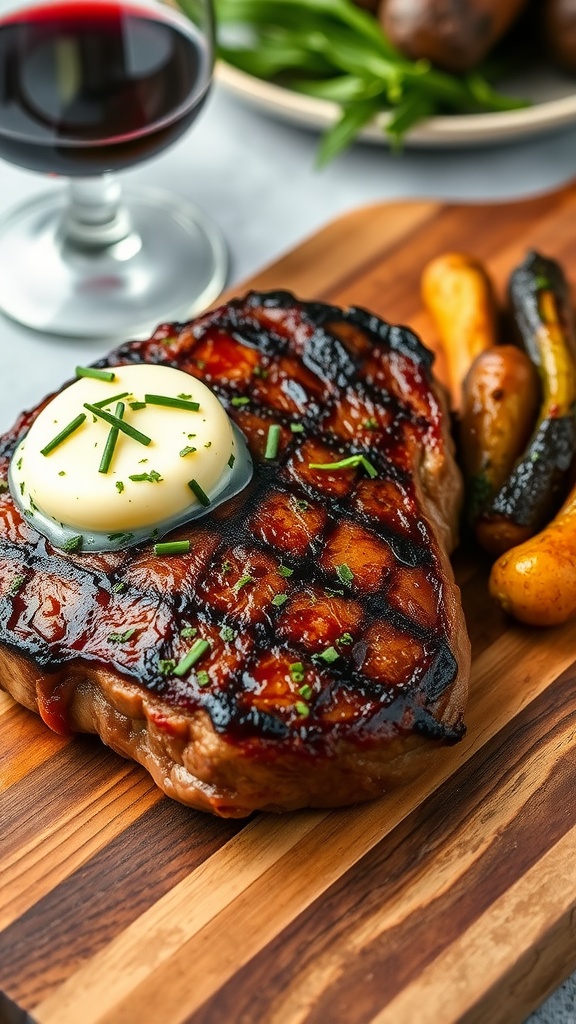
left=0, top=292, right=469, bottom=813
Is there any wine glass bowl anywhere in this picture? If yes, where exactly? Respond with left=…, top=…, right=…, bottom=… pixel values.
left=0, top=0, right=227, bottom=338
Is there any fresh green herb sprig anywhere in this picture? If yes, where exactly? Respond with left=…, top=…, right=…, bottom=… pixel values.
left=211, top=0, right=529, bottom=164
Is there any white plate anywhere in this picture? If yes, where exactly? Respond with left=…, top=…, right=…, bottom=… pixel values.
left=216, top=61, right=576, bottom=147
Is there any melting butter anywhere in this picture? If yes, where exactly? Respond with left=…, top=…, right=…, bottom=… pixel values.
left=9, top=364, right=252, bottom=551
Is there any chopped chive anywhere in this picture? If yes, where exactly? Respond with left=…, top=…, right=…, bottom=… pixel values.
left=290, top=422, right=304, bottom=434
left=219, top=625, right=236, bottom=642
left=174, top=638, right=210, bottom=676
left=83, top=404, right=151, bottom=447
left=231, top=396, right=250, bottom=407
left=177, top=393, right=192, bottom=400
left=315, top=645, right=339, bottom=665
left=299, top=683, right=313, bottom=700
left=180, top=446, right=197, bottom=457
left=228, top=453, right=236, bottom=469
left=112, top=581, right=126, bottom=593
left=144, top=394, right=200, bottom=412
left=129, top=401, right=147, bottom=411
left=92, top=391, right=130, bottom=409
left=188, top=479, right=210, bottom=506
left=204, top=441, right=212, bottom=449
left=41, top=413, right=87, bottom=456
left=289, top=661, right=305, bottom=683
left=336, top=563, right=354, bottom=586
left=107, top=531, right=135, bottom=544
left=271, top=593, right=288, bottom=607
left=264, top=424, right=281, bottom=460
left=338, top=632, right=354, bottom=646
left=294, top=701, right=310, bottom=718
left=129, top=470, right=162, bottom=483
left=221, top=560, right=232, bottom=574
left=325, top=587, right=344, bottom=597
left=63, top=534, right=83, bottom=553
left=252, top=364, right=268, bottom=378
left=196, top=670, right=210, bottom=686
left=16, top=457, right=23, bottom=470
left=153, top=540, right=190, bottom=556
left=233, top=573, right=253, bottom=593
left=99, top=402, right=125, bottom=475
left=158, top=658, right=176, bottom=676
left=58, top=471, right=65, bottom=477
left=278, top=564, right=293, bottom=578
left=180, top=626, right=198, bottom=638
left=19, top=481, right=25, bottom=495
left=116, top=481, right=124, bottom=493
left=309, top=454, right=378, bottom=479
left=8, top=573, right=26, bottom=596
left=76, top=365, right=116, bottom=382
left=108, top=627, right=137, bottom=643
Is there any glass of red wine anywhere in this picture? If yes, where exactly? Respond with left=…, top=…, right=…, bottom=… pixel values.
left=0, top=0, right=226, bottom=338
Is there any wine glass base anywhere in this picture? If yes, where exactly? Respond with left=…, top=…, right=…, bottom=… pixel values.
left=0, top=185, right=228, bottom=339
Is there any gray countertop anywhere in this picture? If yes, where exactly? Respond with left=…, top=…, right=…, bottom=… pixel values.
left=2, top=79, right=576, bottom=1022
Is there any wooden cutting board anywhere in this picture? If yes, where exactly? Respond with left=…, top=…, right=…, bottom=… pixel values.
left=3, top=183, right=576, bottom=1024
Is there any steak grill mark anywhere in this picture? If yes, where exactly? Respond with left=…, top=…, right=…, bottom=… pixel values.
left=0, top=292, right=463, bottom=753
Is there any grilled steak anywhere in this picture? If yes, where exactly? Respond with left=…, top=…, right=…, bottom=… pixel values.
left=0, top=291, right=470, bottom=817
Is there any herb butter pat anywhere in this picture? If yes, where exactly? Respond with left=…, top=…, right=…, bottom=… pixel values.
left=10, top=364, right=252, bottom=551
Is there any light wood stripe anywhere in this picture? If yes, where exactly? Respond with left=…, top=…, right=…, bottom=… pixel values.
left=33, top=622, right=576, bottom=1024
left=0, top=758, right=159, bottom=929
left=1, top=704, right=69, bottom=793
left=374, top=825, right=576, bottom=1024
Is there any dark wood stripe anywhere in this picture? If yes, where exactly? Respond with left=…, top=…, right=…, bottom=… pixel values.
left=187, top=661, right=576, bottom=1024
left=1, top=738, right=142, bottom=860
left=0, top=798, right=244, bottom=1007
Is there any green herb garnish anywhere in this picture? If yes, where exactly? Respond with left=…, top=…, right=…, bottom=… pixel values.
left=336, top=563, right=354, bottom=586
left=99, top=401, right=125, bottom=475
left=174, top=638, right=210, bottom=676
left=233, top=574, right=253, bottom=593
left=112, top=581, right=126, bottom=593
left=154, top=541, right=190, bottom=556
left=298, top=683, right=313, bottom=700
left=84, top=404, right=151, bottom=447
left=129, top=470, right=163, bottom=483
left=271, top=593, right=288, bottom=607
left=188, top=479, right=210, bottom=506
left=219, top=625, right=237, bottom=642
left=41, top=413, right=87, bottom=456
left=158, top=658, right=176, bottom=676
left=196, top=670, right=210, bottom=686
left=363, top=418, right=378, bottom=430
left=180, top=446, right=197, bottom=457
left=144, top=393, right=200, bottom=411
left=231, top=396, right=250, bottom=407
left=309, top=454, right=378, bottom=479
left=289, top=662, right=305, bottom=683
left=338, top=632, right=354, bottom=645
left=92, top=391, right=130, bottom=409
left=63, top=535, right=83, bottom=553
left=116, top=481, right=124, bottom=493
left=315, top=645, right=339, bottom=664
left=76, top=366, right=116, bottom=382
left=228, top=453, right=236, bottom=468
left=107, top=531, right=135, bottom=544
left=278, top=564, right=294, bottom=578
left=264, top=424, right=282, bottom=460
left=290, top=422, right=304, bottom=434
left=8, top=573, right=26, bottom=596
left=294, top=701, right=310, bottom=718
left=181, top=626, right=198, bottom=638
left=108, top=627, right=137, bottom=643
left=129, top=401, right=147, bottom=411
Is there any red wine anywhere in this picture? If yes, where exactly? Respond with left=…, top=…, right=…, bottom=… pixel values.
left=0, top=0, right=211, bottom=175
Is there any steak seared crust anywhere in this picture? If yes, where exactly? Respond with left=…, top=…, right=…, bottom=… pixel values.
left=0, top=292, right=470, bottom=817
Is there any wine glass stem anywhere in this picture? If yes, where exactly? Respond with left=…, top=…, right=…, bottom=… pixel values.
left=63, top=174, right=137, bottom=250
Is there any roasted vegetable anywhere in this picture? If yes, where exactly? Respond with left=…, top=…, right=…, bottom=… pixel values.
left=489, top=480, right=576, bottom=626
left=421, top=252, right=498, bottom=409
left=380, top=0, right=529, bottom=73
left=460, top=346, right=540, bottom=550
left=545, top=0, right=576, bottom=73
left=476, top=251, right=576, bottom=552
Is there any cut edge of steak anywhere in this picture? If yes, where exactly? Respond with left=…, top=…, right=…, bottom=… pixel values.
left=0, top=291, right=471, bottom=817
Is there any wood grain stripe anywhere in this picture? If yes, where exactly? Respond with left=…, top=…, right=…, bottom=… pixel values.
left=1, top=705, right=68, bottom=793
left=31, top=623, right=576, bottom=1024
left=0, top=744, right=159, bottom=929
left=191, top=664, right=576, bottom=1024
left=0, top=800, right=242, bottom=1007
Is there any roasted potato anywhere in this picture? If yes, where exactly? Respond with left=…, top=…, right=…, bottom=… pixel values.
left=379, top=0, right=529, bottom=73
